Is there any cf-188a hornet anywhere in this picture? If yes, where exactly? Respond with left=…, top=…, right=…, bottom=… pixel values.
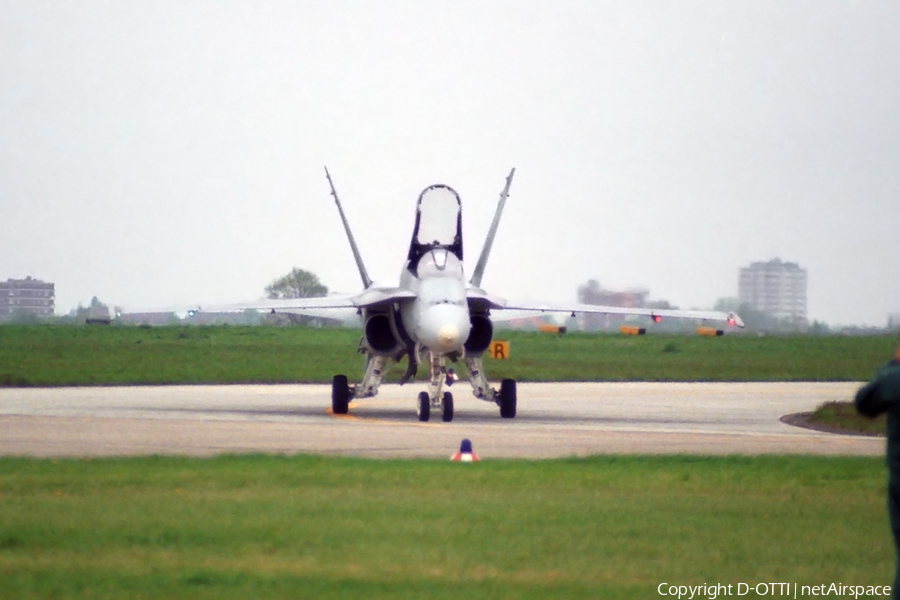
left=203, top=168, right=743, bottom=423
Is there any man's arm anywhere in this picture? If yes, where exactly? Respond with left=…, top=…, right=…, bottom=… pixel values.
left=856, top=362, right=900, bottom=417
left=856, top=380, right=888, bottom=417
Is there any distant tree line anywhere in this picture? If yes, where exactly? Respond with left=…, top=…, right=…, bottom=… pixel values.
left=265, top=268, right=328, bottom=299
left=2, top=267, right=334, bottom=327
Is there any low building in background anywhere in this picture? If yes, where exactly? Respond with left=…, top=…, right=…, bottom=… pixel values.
left=118, top=312, right=181, bottom=326
left=0, top=277, right=55, bottom=319
left=185, top=311, right=262, bottom=326
left=738, top=258, right=808, bottom=327
left=577, top=279, right=648, bottom=331
left=84, top=305, right=112, bottom=325
left=575, top=279, right=680, bottom=331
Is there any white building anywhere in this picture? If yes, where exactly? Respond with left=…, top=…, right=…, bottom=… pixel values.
left=738, top=259, right=807, bottom=323
left=0, top=276, right=55, bottom=318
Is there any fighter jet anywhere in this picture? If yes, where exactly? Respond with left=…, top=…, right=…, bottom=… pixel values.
left=204, top=168, right=743, bottom=423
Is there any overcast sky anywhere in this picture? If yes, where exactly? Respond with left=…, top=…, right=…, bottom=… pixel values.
left=2, top=1, right=899, bottom=326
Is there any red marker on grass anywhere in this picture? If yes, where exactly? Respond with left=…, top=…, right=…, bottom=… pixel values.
left=451, top=439, right=480, bottom=462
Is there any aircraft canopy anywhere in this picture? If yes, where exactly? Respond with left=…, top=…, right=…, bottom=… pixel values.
left=408, top=184, right=463, bottom=267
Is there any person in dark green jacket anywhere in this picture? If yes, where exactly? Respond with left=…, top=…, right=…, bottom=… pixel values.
left=856, top=344, right=900, bottom=598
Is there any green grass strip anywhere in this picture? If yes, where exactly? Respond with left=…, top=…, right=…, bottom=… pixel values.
left=0, top=325, right=896, bottom=386
left=808, top=401, right=887, bottom=436
left=0, top=454, right=893, bottom=599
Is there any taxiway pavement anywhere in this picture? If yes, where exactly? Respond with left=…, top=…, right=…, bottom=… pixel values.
left=0, top=382, right=882, bottom=458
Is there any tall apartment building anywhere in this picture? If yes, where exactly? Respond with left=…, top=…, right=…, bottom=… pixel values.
left=0, top=277, right=55, bottom=318
left=738, top=259, right=807, bottom=323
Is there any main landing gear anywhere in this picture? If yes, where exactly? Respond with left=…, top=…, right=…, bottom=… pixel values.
left=498, top=378, right=516, bottom=419
left=464, top=355, right=516, bottom=419
left=332, top=374, right=350, bottom=414
left=331, top=351, right=516, bottom=422
left=413, top=352, right=515, bottom=422
left=332, top=354, right=389, bottom=414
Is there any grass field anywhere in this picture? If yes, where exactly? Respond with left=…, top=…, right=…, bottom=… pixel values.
left=1, top=327, right=896, bottom=598
left=0, top=325, right=896, bottom=386
left=0, top=454, right=892, bottom=599
left=808, top=401, right=887, bottom=436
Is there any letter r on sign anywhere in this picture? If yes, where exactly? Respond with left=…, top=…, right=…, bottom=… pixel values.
left=490, top=341, right=509, bottom=359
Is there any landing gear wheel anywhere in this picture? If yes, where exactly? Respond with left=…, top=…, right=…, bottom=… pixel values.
left=442, top=391, right=454, bottom=423
left=417, top=391, right=431, bottom=422
left=499, top=378, right=517, bottom=419
left=332, top=375, right=349, bottom=415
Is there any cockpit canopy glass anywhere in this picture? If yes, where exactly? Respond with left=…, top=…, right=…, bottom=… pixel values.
left=415, top=185, right=461, bottom=247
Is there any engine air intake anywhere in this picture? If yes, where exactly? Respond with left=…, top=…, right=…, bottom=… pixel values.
left=464, top=315, right=493, bottom=354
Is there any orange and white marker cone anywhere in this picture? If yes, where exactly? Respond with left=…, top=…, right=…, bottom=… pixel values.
left=451, top=438, right=480, bottom=462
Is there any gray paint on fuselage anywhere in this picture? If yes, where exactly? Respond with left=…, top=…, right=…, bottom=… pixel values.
left=399, top=250, right=471, bottom=354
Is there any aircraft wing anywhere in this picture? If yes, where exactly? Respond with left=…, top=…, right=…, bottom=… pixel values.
left=350, top=287, right=417, bottom=308
left=188, top=287, right=417, bottom=315
left=205, top=296, right=357, bottom=312
left=492, top=300, right=744, bottom=328
left=465, top=287, right=507, bottom=310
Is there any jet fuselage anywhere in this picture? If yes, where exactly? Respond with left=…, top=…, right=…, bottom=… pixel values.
left=398, top=249, right=471, bottom=355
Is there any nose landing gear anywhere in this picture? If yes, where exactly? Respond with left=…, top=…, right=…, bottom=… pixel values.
left=417, top=391, right=431, bottom=422
left=416, top=353, right=455, bottom=422
left=416, top=391, right=453, bottom=423
left=442, top=391, right=454, bottom=422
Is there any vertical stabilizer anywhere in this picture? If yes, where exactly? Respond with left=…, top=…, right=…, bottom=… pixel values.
left=324, top=166, right=373, bottom=289
left=469, top=168, right=515, bottom=287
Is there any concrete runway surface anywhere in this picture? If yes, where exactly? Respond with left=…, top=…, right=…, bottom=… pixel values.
left=0, top=382, right=883, bottom=459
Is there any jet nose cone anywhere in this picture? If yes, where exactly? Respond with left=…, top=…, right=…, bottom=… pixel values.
left=438, top=324, right=460, bottom=347
left=418, top=305, right=471, bottom=353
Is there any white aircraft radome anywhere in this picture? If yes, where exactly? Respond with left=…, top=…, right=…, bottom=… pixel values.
left=197, top=168, right=744, bottom=423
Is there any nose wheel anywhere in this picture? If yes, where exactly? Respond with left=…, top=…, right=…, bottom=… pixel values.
left=414, top=349, right=457, bottom=423
left=416, top=390, right=454, bottom=423
left=417, top=391, right=431, bottom=422
left=442, top=391, right=454, bottom=422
